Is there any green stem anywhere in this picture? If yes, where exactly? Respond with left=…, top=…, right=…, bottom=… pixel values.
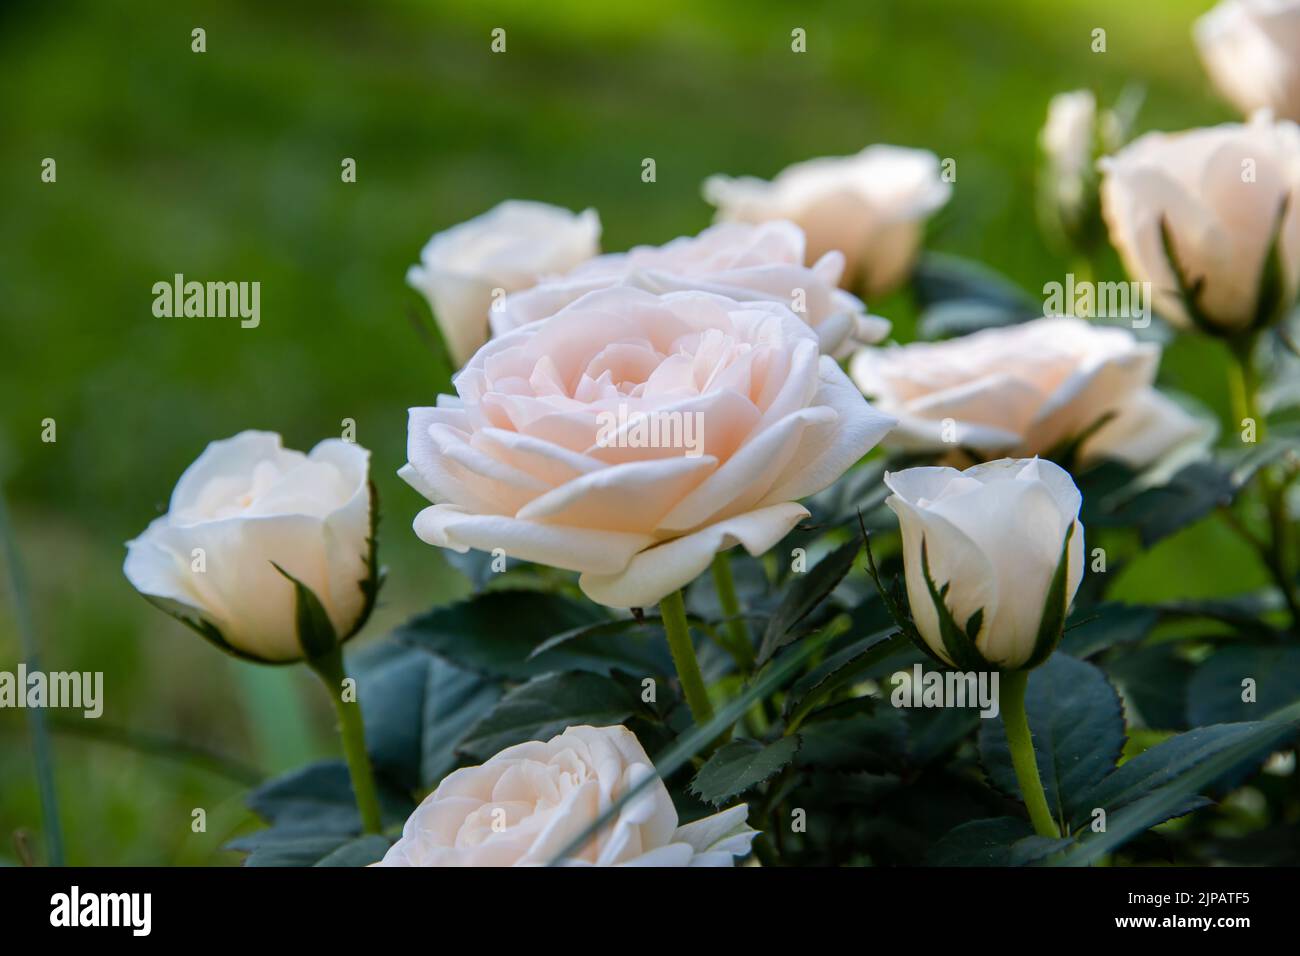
left=711, top=551, right=755, bottom=670
left=999, top=670, right=1061, bottom=839
left=308, top=648, right=382, bottom=834
left=0, top=489, right=64, bottom=865
left=1227, top=338, right=1300, bottom=633
left=659, top=589, right=715, bottom=728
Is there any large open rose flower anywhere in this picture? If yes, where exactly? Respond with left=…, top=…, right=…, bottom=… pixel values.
left=375, top=725, right=757, bottom=867
left=1196, top=0, right=1300, bottom=122
left=124, top=431, right=374, bottom=662
left=401, top=286, right=895, bottom=608
left=407, top=200, right=600, bottom=368
left=490, top=221, right=889, bottom=357
left=849, top=317, right=1206, bottom=469
left=703, top=146, right=951, bottom=298
left=1099, top=113, right=1300, bottom=334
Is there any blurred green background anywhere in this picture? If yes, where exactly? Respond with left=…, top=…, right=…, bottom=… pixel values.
left=0, top=0, right=1259, bottom=865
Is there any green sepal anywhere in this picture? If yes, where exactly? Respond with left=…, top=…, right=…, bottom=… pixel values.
left=272, top=562, right=340, bottom=662
left=919, top=537, right=993, bottom=672
left=342, top=479, right=384, bottom=641
left=1020, top=523, right=1076, bottom=671
left=1248, top=195, right=1293, bottom=333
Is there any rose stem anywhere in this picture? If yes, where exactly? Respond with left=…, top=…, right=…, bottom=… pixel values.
left=1227, top=336, right=1300, bottom=632
left=999, top=670, right=1061, bottom=839
left=711, top=551, right=755, bottom=671
left=658, top=589, right=716, bottom=728
left=309, top=647, right=383, bottom=835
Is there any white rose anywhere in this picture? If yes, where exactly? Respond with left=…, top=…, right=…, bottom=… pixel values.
left=703, top=145, right=951, bottom=298
left=375, top=725, right=757, bottom=866
left=401, top=286, right=895, bottom=609
left=490, top=221, right=890, bottom=357
left=124, top=431, right=374, bottom=662
left=849, top=316, right=1207, bottom=469
left=1040, top=90, right=1100, bottom=241
left=1099, top=112, right=1300, bottom=334
left=407, top=200, right=600, bottom=368
left=1196, top=0, right=1300, bottom=122
left=885, top=458, right=1085, bottom=671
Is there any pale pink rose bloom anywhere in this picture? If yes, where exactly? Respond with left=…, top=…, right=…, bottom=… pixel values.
left=376, top=725, right=757, bottom=867
left=703, top=146, right=951, bottom=298
left=1099, top=113, right=1300, bottom=334
left=850, top=316, right=1207, bottom=469
left=491, top=221, right=890, bottom=357
left=407, top=201, right=600, bottom=368
left=402, top=286, right=895, bottom=608
left=1196, top=0, right=1300, bottom=122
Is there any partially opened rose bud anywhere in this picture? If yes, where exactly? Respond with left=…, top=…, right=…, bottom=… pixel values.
left=124, top=431, right=377, bottom=663
left=703, top=146, right=951, bottom=299
left=1099, top=113, right=1300, bottom=336
left=376, top=724, right=757, bottom=866
left=1196, top=0, right=1300, bottom=122
left=407, top=200, right=601, bottom=368
left=1038, top=90, right=1103, bottom=251
left=885, top=458, right=1084, bottom=672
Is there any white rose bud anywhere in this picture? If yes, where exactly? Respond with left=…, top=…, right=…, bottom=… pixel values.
left=124, top=431, right=376, bottom=663
left=1039, top=90, right=1102, bottom=248
left=1196, top=0, right=1300, bottom=122
left=703, top=146, right=951, bottom=299
left=407, top=200, right=601, bottom=368
left=885, top=458, right=1085, bottom=672
left=375, top=725, right=758, bottom=866
left=1099, top=112, right=1300, bottom=336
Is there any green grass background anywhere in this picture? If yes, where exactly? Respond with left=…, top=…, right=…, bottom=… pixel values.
left=0, top=0, right=1262, bottom=864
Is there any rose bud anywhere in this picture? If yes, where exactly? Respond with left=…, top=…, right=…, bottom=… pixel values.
left=401, top=286, right=895, bottom=609
left=124, top=431, right=377, bottom=663
left=703, top=145, right=951, bottom=299
left=1196, top=0, right=1300, bottom=123
left=407, top=200, right=600, bottom=368
left=375, top=724, right=757, bottom=866
left=491, top=221, right=890, bottom=357
left=1099, top=112, right=1300, bottom=337
left=884, top=458, right=1084, bottom=672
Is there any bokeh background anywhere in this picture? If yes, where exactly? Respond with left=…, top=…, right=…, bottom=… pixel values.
left=0, top=0, right=1259, bottom=865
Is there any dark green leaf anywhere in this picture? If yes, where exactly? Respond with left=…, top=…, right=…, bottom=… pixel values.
left=1186, top=644, right=1300, bottom=726
left=1106, top=642, right=1194, bottom=731
left=1059, top=603, right=1159, bottom=659
left=314, top=834, right=391, bottom=867
left=910, top=252, right=1038, bottom=316
left=690, top=735, right=802, bottom=806
left=395, top=590, right=670, bottom=679
left=459, top=671, right=642, bottom=759
left=927, top=817, right=1072, bottom=866
left=757, top=537, right=860, bottom=665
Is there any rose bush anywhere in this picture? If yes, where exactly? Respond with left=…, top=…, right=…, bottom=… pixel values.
left=490, top=221, right=890, bottom=356
left=376, top=725, right=756, bottom=866
left=703, top=145, right=951, bottom=298
left=401, top=285, right=895, bottom=608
